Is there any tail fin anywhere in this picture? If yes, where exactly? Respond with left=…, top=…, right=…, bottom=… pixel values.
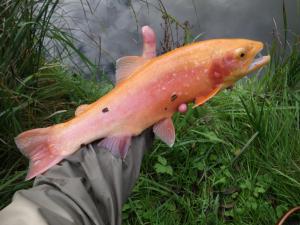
left=15, top=127, right=64, bottom=180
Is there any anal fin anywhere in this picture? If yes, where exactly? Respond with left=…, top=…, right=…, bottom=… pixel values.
left=153, top=118, right=175, bottom=147
left=97, top=136, right=132, bottom=159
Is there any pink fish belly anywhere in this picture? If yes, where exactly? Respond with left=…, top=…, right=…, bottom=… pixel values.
left=60, top=59, right=215, bottom=150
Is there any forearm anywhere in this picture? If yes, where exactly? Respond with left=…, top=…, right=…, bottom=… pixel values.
left=0, top=130, right=153, bottom=225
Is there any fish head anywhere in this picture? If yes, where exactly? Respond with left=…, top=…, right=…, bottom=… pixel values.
left=207, top=39, right=270, bottom=88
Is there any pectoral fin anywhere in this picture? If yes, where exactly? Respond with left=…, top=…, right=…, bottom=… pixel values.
left=116, top=56, right=150, bottom=84
left=75, top=104, right=89, bottom=116
left=193, top=86, right=222, bottom=108
left=153, top=118, right=175, bottom=147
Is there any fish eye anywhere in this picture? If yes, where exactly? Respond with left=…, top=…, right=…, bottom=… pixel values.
left=235, top=48, right=246, bottom=59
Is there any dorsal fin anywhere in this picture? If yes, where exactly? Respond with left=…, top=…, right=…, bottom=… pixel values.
left=115, top=56, right=149, bottom=84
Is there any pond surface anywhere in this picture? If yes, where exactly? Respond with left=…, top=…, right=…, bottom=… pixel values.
left=53, top=0, right=300, bottom=78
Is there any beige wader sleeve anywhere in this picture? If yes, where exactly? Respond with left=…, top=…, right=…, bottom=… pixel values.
left=0, top=130, right=154, bottom=225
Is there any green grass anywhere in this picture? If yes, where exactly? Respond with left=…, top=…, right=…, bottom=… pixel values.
left=0, top=0, right=111, bottom=208
left=0, top=63, right=112, bottom=207
left=1, top=0, right=300, bottom=224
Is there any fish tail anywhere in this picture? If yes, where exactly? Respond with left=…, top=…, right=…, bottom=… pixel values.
left=15, top=127, right=64, bottom=180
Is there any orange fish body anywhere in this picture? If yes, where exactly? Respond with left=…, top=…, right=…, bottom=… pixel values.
left=15, top=39, right=270, bottom=179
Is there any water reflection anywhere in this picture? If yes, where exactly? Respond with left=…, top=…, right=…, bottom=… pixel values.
left=52, top=0, right=299, bottom=78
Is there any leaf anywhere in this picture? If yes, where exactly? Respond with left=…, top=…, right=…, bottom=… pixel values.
left=239, top=180, right=251, bottom=190
left=250, top=201, right=258, bottom=210
left=224, top=210, right=234, bottom=217
left=255, top=186, right=266, bottom=193
left=213, top=177, right=227, bottom=186
left=193, top=161, right=205, bottom=171
left=165, top=203, right=176, bottom=212
left=141, top=210, right=152, bottom=220
left=122, top=203, right=131, bottom=211
left=254, top=186, right=266, bottom=197
left=154, top=163, right=173, bottom=176
left=157, top=155, right=167, bottom=166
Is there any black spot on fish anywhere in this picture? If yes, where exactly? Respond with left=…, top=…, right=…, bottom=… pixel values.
left=102, top=107, right=109, bottom=113
left=164, top=107, right=168, bottom=111
left=171, top=94, right=177, bottom=102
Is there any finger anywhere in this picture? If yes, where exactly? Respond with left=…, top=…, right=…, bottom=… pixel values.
left=142, top=26, right=156, bottom=59
left=178, top=104, right=188, bottom=113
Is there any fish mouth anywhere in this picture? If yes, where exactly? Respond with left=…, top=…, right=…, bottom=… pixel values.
left=247, top=52, right=270, bottom=73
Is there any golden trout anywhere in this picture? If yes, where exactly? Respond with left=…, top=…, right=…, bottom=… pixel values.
left=15, top=26, right=270, bottom=180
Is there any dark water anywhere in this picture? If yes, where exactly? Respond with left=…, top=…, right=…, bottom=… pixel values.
left=52, top=0, right=300, bottom=77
